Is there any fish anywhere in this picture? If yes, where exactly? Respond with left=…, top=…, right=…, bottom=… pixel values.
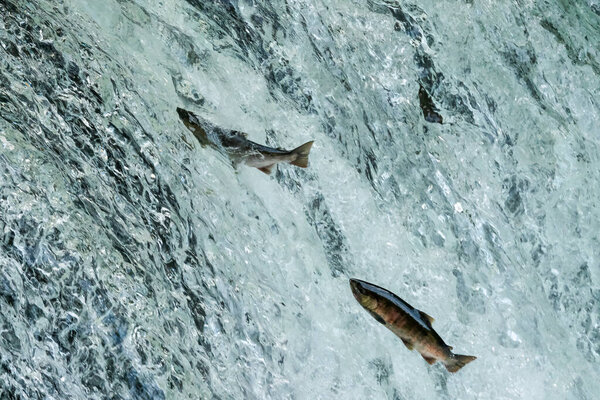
left=349, top=278, right=476, bottom=373
left=176, top=107, right=314, bottom=174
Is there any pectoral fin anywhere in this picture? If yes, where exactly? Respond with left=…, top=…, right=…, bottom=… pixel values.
left=181, top=135, right=195, bottom=149
left=258, top=164, right=275, bottom=174
left=421, top=355, right=436, bottom=365
left=401, top=338, right=414, bottom=350
left=368, top=310, right=386, bottom=325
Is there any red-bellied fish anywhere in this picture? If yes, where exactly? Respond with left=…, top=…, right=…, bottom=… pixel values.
left=350, top=278, right=476, bottom=373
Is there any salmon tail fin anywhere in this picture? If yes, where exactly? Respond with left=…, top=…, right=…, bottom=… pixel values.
left=445, top=354, right=477, bottom=373
left=290, top=141, right=314, bottom=168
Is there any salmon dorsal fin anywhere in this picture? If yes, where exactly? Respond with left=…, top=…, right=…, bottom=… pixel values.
left=420, top=311, right=435, bottom=325
left=258, top=164, right=275, bottom=174
left=231, top=130, right=248, bottom=138
left=422, top=355, right=436, bottom=365
left=401, top=338, right=414, bottom=350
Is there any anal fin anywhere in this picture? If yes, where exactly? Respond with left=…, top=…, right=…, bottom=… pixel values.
left=401, top=338, right=414, bottom=350
left=258, top=164, right=275, bottom=174
left=421, top=355, right=436, bottom=365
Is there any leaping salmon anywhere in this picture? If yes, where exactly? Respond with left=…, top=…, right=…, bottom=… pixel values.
left=349, top=278, right=476, bottom=373
left=177, top=107, right=314, bottom=174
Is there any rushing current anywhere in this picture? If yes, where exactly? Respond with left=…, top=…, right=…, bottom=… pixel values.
left=1, top=0, right=599, bottom=399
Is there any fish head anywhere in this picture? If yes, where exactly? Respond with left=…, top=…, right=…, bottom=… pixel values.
left=177, top=107, right=203, bottom=128
left=349, top=278, right=379, bottom=311
left=176, top=107, right=191, bottom=121
left=177, top=108, right=211, bottom=145
left=177, top=107, right=197, bottom=129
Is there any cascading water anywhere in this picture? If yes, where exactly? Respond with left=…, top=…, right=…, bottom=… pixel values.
left=1, top=0, right=599, bottom=399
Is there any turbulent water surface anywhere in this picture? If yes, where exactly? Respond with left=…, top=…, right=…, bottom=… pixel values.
left=1, top=0, right=599, bottom=399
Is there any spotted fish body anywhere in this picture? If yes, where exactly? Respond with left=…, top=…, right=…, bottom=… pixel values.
left=176, top=107, right=313, bottom=174
left=350, top=278, right=476, bottom=373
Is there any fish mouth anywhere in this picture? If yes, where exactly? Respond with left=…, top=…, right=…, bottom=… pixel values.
left=350, top=278, right=380, bottom=311
left=349, top=278, right=369, bottom=298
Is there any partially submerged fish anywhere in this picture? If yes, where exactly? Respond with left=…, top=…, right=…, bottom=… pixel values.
left=350, top=278, right=476, bottom=373
left=177, top=107, right=313, bottom=174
